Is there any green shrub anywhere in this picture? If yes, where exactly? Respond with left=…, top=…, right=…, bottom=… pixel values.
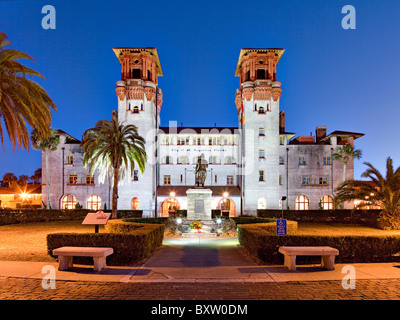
left=238, top=224, right=400, bottom=264
left=232, top=217, right=276, bottom=225
left=47, top=222, right=164, bottom=265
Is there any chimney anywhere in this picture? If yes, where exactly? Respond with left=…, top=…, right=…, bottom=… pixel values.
left=279, top=111, right=285, bottom=133
left=316, top=126, right=327, bottom=143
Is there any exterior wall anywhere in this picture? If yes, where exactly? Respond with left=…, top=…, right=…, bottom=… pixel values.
left=42, top=134, right=109, bottom=210
left=116, top=80, right=158, bottom=216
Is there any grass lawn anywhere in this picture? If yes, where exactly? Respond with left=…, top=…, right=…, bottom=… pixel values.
left=0, top=220, right=104, bottom=262
left=2, top=220, right=400, bottom=262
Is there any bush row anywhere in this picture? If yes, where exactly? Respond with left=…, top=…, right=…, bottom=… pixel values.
left=257, top=209, right=381, bottom=227
left=238, top=224, right=400, bottom=264
left=0, top=209, right=143, bottom=226
left=47, top=222, right=164, bottom=265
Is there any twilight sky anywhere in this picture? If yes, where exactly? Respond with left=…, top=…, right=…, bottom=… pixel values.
left=0, top=0, right=399, bottom=180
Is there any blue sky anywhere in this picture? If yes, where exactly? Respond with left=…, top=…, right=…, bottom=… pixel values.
left=0, top=0, right=399, bottom=180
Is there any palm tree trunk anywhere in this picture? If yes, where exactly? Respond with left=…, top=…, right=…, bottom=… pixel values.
left=342, top=161, right=347, bottom=183
left=46, top=149, right=50, bottom=209
left=112, top=167, right=119, bottom=219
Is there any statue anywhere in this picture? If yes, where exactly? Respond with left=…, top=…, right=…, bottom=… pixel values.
left=195, top=154, right=208, bottom=187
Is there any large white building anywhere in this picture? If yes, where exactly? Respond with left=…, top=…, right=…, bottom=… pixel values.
left=42, top=47, right=363, bottom=217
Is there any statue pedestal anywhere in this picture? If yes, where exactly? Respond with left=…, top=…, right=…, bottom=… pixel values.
left=186, top=188, right=212, bottom=221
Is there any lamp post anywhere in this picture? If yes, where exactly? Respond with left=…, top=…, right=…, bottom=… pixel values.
left=280, top=196, right=287, bottom=219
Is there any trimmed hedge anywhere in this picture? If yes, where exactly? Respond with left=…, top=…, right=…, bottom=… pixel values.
left=232, top=217, right=277, bottom=225
left=47, top=222, right=164, bottom=265
left=0, top=209, right=143, bottom=226
left=257, top=209, right=381, bottom=227
left=238, top=224, right=400, bottom=264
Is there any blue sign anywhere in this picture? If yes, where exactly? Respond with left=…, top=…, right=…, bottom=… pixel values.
left=276, top=219, right=287, bottom=235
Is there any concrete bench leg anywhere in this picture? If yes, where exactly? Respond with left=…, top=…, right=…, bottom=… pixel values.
left=58, top=256, right=73, bottom=271
left=321, top=255, right=335, bottom=270
left=93, top=257, right=107, bottom=272
left=284, top=255, right=297, bottom=271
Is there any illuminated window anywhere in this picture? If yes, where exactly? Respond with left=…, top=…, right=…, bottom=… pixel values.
left=87, top=195, right=101, bottom=210
left=295, top=195, right=309, bottom=210
left=62, top=195, right=77, bottom=210
left=259, top=170, right=265, bottom=182
left=258, top=106, right=265, bottom=114
left=320, top=195, right=333, bottom=210
left=132, top=197, right=139, bottom=210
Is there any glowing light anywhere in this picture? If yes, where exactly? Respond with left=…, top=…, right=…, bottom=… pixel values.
left=223, top=192, right=229, bottom=198
left=216, top=218, right=222, bottom=224
left=176, top=218, right=182, bottom=224
left=170, top=192, right=176, bottom=197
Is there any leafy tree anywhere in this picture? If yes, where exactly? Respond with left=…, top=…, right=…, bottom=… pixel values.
left=335, top=157, right=400, bottom=229
left=31, top=168, right=42, bottom=184
left=2, top=172, right=17, bottom=187
left=81, top=113, right=146, bottom=218
left=0, top=32, right=56, bottom=150
left=31, top=128, right=60, bottom=209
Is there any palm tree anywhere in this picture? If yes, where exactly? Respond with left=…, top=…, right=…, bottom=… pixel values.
left=0, top=32, right=57, bottom=150
left=31, top=128, right=60, bottom=209
left=335, top=157, right=400, bottom=229
left=332, top=143, right=362, bottom=184
left=81, top=113, right=146, bottom=218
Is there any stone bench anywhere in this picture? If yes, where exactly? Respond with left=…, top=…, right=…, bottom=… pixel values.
left=53, top=247, right=114, bottom=272
left=278, top=246, right=339, bottom=271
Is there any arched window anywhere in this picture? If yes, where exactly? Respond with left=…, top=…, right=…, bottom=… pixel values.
left=258, top=106, right=265, bottom=114
left=224, top=156, right=236, bottom=164
left=320, top=195, right=333, bottom=210
left=209, top=156, right=219, bottom=164
left=62, top=195, right=77, bottom=210
left=177, top=156, right=189, bottom=164
left=164, top=156, right=172, bottom=164
left=295, top=195, right=309, bottom=210
left=133, top=106, right=139, bottom=114
left=132, top=197, right=139, bottom=210
left=87, top=195, right=102, bottom=211
left=258, top=198, right=266, bottom=209
left=161, top=198, right=180, bottom=217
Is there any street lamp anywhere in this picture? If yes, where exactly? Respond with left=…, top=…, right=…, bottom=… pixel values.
left=280, top=196, right=287, bottom=219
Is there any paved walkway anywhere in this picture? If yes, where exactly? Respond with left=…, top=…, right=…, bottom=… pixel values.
left=1, top=236, right=400, bottom=300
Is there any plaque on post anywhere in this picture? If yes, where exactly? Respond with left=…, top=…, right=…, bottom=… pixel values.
left=82, top=211, right=111, bottom=233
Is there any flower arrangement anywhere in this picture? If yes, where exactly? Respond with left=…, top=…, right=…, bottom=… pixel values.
left=190, top=221, right=202, bottom=232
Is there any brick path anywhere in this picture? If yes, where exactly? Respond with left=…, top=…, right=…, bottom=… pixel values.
left=1, top=277, right=400, bottom=300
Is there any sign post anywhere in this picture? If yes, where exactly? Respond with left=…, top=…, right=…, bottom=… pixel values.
left=276, top=219, right=287, bottom=236
left=82, top=211, right=111, bottom=233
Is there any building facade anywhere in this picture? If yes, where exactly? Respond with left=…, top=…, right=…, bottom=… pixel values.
left=42, top=47, right=363, bottom=216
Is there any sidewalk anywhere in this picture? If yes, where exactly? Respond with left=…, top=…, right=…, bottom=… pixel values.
left=1, top=236, right=400, bottom=284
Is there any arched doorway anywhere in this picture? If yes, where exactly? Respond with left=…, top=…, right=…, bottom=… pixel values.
left=132, top=197, right=139, bottom=210
left=216, top=198, right=236, bottom=217
left=161, top=198, right=180, bottom=217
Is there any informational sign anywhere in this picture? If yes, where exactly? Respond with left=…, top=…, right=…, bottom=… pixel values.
left=276, top=219, right=287, bottom=235
left=82, top=211, right=111, bottom=225
left=82, top=211, right=111, bottom=233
